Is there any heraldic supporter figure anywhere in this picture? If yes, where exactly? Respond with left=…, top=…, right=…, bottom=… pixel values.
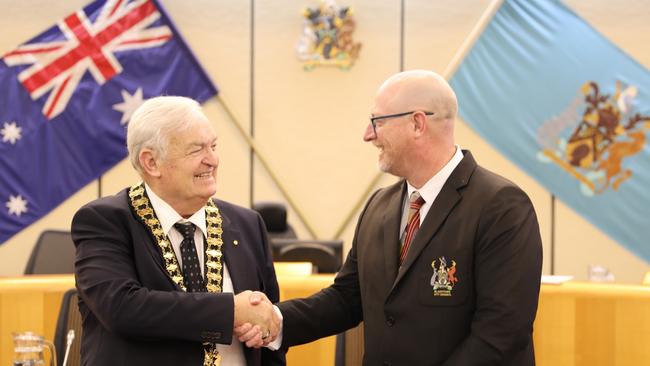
left=71, top=96, right=286, bottom=366
left=236, top=70, right=544, bottom=366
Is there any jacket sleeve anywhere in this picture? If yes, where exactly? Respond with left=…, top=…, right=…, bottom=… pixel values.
left=72, top=200, right=236, bottom=344
left=276, top=191, right=381, bottom=347
left=443, top=186, right=543, bottom=365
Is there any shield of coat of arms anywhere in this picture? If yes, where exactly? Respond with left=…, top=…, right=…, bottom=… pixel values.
left=296, top=0, right=362, bottom=70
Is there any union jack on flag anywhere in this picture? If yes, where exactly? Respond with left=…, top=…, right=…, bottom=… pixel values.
left=0, top=0, right=217, bottom=244
left=4, top=0, right=173, bottom=119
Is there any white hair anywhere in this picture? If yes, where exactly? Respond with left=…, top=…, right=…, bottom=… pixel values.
left=126, top=96, right=209, bottom=175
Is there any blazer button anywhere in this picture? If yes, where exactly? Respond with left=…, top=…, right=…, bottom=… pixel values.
left=386, top=316, right=395, bottom=327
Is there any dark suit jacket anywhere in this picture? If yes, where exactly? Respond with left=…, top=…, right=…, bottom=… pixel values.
left=72, top=188, right=286, bottom=366
left=279, top=150, right=543, bottom=366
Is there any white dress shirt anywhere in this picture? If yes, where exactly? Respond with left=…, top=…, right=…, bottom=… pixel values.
left=399, top=146, right=464, bottom=237
left=145, top=184, right=246, bottom=366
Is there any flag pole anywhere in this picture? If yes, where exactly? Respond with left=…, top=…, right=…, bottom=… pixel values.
left=332, top=173, right=384, bottom=239
left=443, top=0, right=505, bottom=79
left=331, top=0, right=506, bottom=240
left=214, top=95, right=319, bottom=239
left=551, top=195, right=556, bottom=275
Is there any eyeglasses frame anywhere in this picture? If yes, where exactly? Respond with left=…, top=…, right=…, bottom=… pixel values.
left=369, top=110, right=434, bottom=136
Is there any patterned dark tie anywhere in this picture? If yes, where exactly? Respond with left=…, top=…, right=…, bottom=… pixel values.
left=174, top=222, right=207, bottom=292
left=400, top=191, right=425, bottom=264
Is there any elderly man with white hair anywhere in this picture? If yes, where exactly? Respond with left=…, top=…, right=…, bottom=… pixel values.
left=72, top=96, right=285, bottom=366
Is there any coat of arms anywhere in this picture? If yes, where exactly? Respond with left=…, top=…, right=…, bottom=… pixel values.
left=430, top=257, right=458, bottom=297
left=537, top=81, right=650, bottom=195
left=295, top=0, right=362, bottom=70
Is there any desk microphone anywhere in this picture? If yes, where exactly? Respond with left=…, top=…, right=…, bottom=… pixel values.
left=62, top=330, right=75, bottom=366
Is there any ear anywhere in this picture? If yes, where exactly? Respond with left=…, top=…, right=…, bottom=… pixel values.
left=139, top=149, right=161, bottom=178
left=412, top=111, right=428, bottom=137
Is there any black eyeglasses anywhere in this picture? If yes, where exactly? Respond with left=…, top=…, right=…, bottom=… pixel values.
left=369, top=110, right=434, bottom=136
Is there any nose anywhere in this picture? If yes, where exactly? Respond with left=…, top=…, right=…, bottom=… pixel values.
left=363, top=123, right=376, bottom=142
left=203, top=148, right=219, bottom=167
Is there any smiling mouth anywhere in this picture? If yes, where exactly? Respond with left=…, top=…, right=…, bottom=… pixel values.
left=194, top=172, right=213, bottom=179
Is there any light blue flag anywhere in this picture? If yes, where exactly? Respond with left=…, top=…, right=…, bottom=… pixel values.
left=450, top=0, right=650, bottom=261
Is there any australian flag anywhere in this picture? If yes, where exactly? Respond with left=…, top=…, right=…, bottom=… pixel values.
left=450, top=0, right=650, bottom=261
left=0, top=0, right=218, bottom=244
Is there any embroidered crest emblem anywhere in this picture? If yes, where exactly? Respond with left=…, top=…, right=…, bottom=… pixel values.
left=537, top=81, right=650, bottom=196
left=430, top=257, right=458, bottom=297
left=296, top=0, right=362, bottom=70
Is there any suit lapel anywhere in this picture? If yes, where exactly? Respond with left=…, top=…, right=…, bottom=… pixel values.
left=218, top=207, right=248, bottom=293
left=382, top=183, right=406, bottom=285
left=390, top=151, right=476, bottom=293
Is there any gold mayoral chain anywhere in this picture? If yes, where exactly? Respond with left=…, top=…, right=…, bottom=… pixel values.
left=129, top=183, right=225, bottom=366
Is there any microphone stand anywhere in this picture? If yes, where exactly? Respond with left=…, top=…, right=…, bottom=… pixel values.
left=61, top=330, right=75, bottom=366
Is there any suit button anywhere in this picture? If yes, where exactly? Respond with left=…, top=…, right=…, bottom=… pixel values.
left=386, top=316, right=395, bottom=327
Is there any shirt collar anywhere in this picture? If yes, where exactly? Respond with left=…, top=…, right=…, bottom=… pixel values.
left=406, top=145, right=464, bottom=203
left=144, top=183, right=207, bottom=238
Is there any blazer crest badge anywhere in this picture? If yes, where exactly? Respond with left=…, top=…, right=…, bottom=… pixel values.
left=430, top=257, right=458, bottom=297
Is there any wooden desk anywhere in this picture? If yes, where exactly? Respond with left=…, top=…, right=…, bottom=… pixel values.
left=534, top=281, right=650, bottom=366
left=279, top=274, right=338, bottom=365
left=3, top=276, right=650, bottom=366
left=0, top=275, right=75, bottom=365
left=334, top=281, right=650, bottom=366
left=0, top=271, right=335, bottom=366
left=329, top=281, right=650, bottom=366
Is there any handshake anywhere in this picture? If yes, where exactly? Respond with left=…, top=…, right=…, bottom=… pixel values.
left=233, top=290, right=280, bottom=348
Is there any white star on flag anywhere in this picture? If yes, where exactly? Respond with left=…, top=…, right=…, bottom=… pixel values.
left=6, top=194, right=28, bottom=217
left=112, top=87, right=144, bottom=125
left=1, top=121, right=22, bottom=145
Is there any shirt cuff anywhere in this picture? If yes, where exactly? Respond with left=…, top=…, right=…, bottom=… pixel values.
left=265, top=305, right=283, bottom=350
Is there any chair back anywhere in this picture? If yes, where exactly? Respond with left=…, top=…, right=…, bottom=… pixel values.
left=253, top=202, right=297, bottom=239
left=273, top=239, right=343, bottom=273
left=25, top=230, right=75, bottom=274
left=54, top=289, right=82, bottom=366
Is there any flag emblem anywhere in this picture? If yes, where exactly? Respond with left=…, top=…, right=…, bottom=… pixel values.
left=537, top=81, right=650, bottom=195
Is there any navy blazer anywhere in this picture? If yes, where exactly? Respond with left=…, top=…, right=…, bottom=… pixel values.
left=279, top=151, right=542, bottom=366
left=72, top=188, right=285, bottom=366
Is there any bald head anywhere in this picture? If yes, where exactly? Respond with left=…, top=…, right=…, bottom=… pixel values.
left=366, top=70, right=459, bottom=187
left=374, top=70, right=458, bottom=122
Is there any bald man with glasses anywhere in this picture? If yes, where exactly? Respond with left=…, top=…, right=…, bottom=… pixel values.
left=239, top=70, right=543, bottom=366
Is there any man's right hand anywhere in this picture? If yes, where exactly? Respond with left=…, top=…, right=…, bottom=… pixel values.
left=233, top=291, right=279, bottom=346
